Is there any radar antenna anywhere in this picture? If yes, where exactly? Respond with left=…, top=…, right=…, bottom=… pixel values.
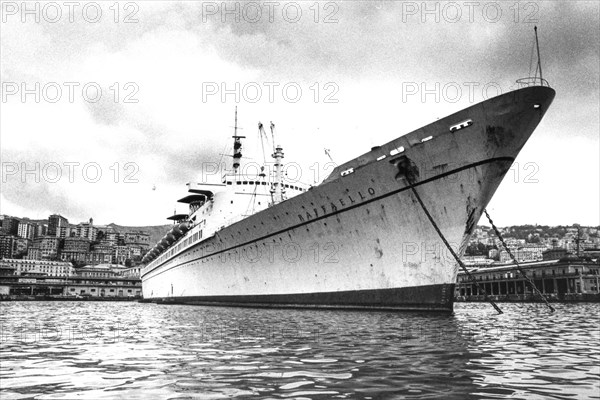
left=534, top=26, right=543, bottom=83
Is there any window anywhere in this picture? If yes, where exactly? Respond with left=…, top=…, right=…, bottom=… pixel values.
left=390, top=146, right=405, bottom=156
left=341, top=168, right=354, bottom=176
left=450, top=119, right=473, bottom=132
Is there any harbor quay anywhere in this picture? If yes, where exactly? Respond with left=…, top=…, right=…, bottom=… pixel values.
left=455, top=258, right=600, bottom=302
left=0, top=259, right=141, bottom=300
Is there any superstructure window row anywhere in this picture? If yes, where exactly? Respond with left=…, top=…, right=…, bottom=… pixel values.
left=226, top=181, right=305, bottom=191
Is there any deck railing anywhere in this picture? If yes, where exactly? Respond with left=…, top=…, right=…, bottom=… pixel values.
left=516, top=76, right=550, bottom=88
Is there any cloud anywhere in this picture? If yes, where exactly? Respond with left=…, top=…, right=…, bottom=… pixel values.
left=84, top=92, right=126, bottom=126
left=1, top=1, right=598, bottom=225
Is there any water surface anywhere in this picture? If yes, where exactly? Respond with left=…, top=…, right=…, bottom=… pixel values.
left=1, top=302, right=598, bottom=399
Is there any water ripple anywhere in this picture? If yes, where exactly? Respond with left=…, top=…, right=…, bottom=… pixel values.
left=1, top=301, right=598, bottom=399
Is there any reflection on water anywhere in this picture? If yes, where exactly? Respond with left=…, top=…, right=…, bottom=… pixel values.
left=0, top=302, right=598, bottom=399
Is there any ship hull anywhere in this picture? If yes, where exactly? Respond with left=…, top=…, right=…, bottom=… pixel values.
left=141, top=86, right=555, bottom=312
left=150, top=283, right=455, bottom=311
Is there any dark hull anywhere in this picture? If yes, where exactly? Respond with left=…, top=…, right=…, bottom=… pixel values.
left=146, top=283, right=455, bottom=312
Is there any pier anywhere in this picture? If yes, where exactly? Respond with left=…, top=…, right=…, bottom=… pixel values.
left=455, top=258, right=600, bottom=302
left=0, top=261, right=142, bottom=301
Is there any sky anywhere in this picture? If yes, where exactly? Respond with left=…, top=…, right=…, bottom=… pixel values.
left=1, top=1, right=598, bottom=226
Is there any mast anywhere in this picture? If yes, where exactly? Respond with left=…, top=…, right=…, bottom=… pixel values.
left=234, top=106, right=238, bottom=137
left=257, top=122, right=268, bottom=177
left=231, top=106, right=245, bottom=178
left=269, top=122, right=285, bottom=205
left=534, top=26, right=543, bottom=83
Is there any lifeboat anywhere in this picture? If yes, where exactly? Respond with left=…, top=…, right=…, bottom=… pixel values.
left=144, top=222, right=193, bottom=264
left=171, top=226, right=183, bottom=238
left=178, top=222, right=191, bottom=234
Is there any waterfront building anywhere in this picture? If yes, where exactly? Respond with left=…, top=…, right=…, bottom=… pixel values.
left=59, top=237, right=91, bottom=263
left=499, top=244, right=547, bottom=263
left=60, top=251, right=87, bottom=263
left=58, top=225, right=72, bottom=238
left=128, top=245, right=143, bottom=257
left=114, top=244, right=144, bottom=265
left=17, top=220, right=36, bottom=240
left=48, top=214, right=69, bottom=237
left=1, top=216, right=20, bottom=235
left=13, top=237, right=30, bottom=258
left=73, top=218, right=98, bottom=241
left=120, top=265, right=141, bottom=278
left=102, top=230, right=120, bottom=246
left=63, top=237, right=91, bottom=252
left=543, top=248, right=568, bottom=260
left=124, top=231, right=150, bottom=248
left=35, top=224, right=47, bottom=237
left=0, top=264, right=16, bottom=295
left=26, top=246, right=40, bottom=260
left=77, top=264, right=121, bottom=278
left=462, top=255, right=494, bottom=266
left=0, top=263, right=141, bottom=298
left=26, top=236, right=61, bottom=260
left=88, top=241, right=115, bottom=264
left=114, top=246, right=129, bottom=265
left=0, top=259, right=75, bottom=277
left=63, top=278, right=141, bottom=298
left=0, top=234, right=16, bottom=258
left=455, top=259, right=600, bottom=301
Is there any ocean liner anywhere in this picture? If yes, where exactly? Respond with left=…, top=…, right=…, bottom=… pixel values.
left=141, top=48, right=555, bottom=312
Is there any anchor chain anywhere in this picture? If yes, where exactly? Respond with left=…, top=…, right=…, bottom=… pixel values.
left=483, top=209, right=555, bottom=312
left=405, top=175, right=503, bottom=314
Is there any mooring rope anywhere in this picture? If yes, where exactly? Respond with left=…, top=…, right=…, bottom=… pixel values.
left=483, top=209, right=555, bottom=312
left=405, top=177, right=503, bottom=314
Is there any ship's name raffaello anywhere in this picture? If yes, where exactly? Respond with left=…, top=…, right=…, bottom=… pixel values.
left=297, top=187, right=376, bottom=222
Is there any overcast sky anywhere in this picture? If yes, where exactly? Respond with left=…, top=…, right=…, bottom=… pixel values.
left=1, top=1, right=598, bottom=226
